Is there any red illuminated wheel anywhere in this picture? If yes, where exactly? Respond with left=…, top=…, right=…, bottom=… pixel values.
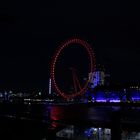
left=51, top=38, right=96, bottom=100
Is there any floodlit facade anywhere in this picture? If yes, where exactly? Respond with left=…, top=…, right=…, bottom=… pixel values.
left=89, top=65, right=106, bottom=88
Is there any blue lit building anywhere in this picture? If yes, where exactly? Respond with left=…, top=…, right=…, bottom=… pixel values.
left=88, top=64, right=109, bottom=88
left=87, top=66, right=140, bottom=102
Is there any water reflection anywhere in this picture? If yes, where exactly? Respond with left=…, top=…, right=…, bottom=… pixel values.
left=55, top=125, right=111, bottom=140
left=0, top=103, right=140, bottom=139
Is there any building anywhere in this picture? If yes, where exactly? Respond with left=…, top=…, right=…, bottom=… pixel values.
left=89, top=64, right=109, bottom=88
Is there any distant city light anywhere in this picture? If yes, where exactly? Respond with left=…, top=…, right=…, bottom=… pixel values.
left=38, top=92, right=41, bottom=96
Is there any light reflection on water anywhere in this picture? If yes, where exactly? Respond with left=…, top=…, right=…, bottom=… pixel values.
left=0, top=103, right=140, bottom=139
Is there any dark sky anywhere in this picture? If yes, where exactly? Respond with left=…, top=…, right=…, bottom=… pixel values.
left=0, top=1, right=140, bottom=91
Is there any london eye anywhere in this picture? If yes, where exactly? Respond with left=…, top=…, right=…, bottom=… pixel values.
left=51, top=38, right=96, bottom=100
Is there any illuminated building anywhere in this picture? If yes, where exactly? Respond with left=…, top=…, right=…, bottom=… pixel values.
left=89, top=64, right=106, bottom=88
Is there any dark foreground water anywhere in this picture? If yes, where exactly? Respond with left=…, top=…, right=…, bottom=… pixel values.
left=0, top=102, right=140, bottom=140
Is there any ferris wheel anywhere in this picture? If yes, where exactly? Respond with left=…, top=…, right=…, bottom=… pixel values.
left=50, top=38, right=96, bottom=100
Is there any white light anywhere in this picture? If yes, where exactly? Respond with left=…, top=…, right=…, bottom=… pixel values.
left=94, top=128, right=97, bottom=131
left=99, top=128, right=102, bottom=130
left=49, top=78, right=52, bottom=94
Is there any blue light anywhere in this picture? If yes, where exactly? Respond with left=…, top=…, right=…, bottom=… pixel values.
left=131, top=90, right=140, bottom=102
left=96, top=91, right=106, bottom=100
left=86, top=89, right=140, bottom=103
left=109, top=99, right=120, bottom=103
left=96, top=99, right=107, bottom=102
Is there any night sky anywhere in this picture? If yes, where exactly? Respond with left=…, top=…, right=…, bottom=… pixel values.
left=0, top=1, right=140, bottom=91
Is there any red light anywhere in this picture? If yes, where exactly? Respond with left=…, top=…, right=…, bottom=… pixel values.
left=50, top=37, right=96, bottom=100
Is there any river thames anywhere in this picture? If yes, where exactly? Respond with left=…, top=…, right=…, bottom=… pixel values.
left=0, top=102, right=140, bottom=140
